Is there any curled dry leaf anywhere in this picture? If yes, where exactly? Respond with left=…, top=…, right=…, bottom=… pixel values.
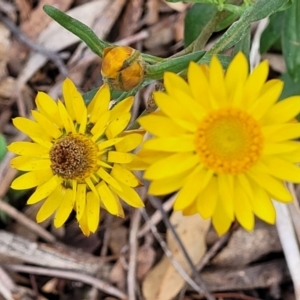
left=142, top=211, right=210, bottom=300
left=212, top=221, right=282, bottom=267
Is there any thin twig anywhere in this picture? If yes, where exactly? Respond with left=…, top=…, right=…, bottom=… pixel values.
left=148, top=195, right=214, bottom=300
left=3, top=264, right=127, bottom=300
left=140, top=208, right=215, bottom=300
left=127, top=210, right=141, bottom=300
left=0, top=13, right=68, bottom=77
left=0, top=198, right=56, bottom=243
left=138, top=195, right=174, bottom=238
left=274, top=200, right=300, bottom=300
left=0, top=267, right=16, bottom=300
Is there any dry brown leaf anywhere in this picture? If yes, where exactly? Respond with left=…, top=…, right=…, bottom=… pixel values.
left=162, top=0, right=187, bottom=12
left=212, top=221, right=281, bottom=267
left=0, top=23, right=10, bottom=80
left=142, top=211, right=210, bottom=300
left=109, top=226, right=128, bottom=254
left=118, top=0, right=143, bottom=39
left=17, top=0, right=125, bottom=88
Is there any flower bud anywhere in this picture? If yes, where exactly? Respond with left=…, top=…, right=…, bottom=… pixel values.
left=101, top=46, right=145, bottom=91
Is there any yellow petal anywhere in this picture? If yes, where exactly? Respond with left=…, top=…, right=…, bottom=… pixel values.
left=234, top=183, right=254, bottom=231
left=262, top=123, right=300, bottom=142
left=196, top=176, right=217, bottom=219
left=107, top=151, right=133, bottom=164
left=27, top=175, right=62, bottom=204
left=249, top=179, right=276, bottom=224
left=167, top=88, right=205, bottom=122
left=35, top=92, right=63, bottom=127
left=263, top=141, right=300, bottom=155
left=62, top=78, right=77, bottom=120
left=243, top=60, right=269, bottom=107
left=225, top=52, right=248, bottom=96
left=138, top=112, right=187, bottom=137
left=164, top=72, right=192, bottom=97
left=106, top=112, right=131, bottom=139
left=75, top=184, right=86, bottom=221
left=111, top=164, right=140, bottom=188
left=97, top=181, right=119, bottom=215
left=88, top=84, right=110, bottom=123
left=11, top=169, right=53, bottom=190
left=187, top=62, right=211, bottom=110
left=148, top=170, right=189, bottom=195
left=154, top=92, right=197, bottom=132
left=212, top=199, right=232, bottom=236
left=173, top=166, right=213, bottom=210
left=109, top=96, right=133, bottom=122
left=143, top=135, right=195, bottom=152
left=110, top=181, right=144, bottom=208
left=63, top=78, right=86, bottom=124
left=12, top=117, right=51, bottom=141
left=31, top=110, right=62, bottom=139
left=78, top=207, right=91, bottom=236
left=78, top=106, right=88, bottom=134
left=91, top=111, right=110, bottom=141
left=7, top=142, right=50, bottom=157
left=259, top=156, right=300, bottom=183
left=86, top=191, right=100, bottom=233
left=85, top=177, right=99, bottom=200
left=144, top=152, right=198, bottom=180
left=36, top=185, right=65, bottom=223
left=57, top=101, right=76, bottom=133
left=217, top=174, right=235, bottom=221
left=249, top=80, right=283, bottom=120
left=209, top=55, right=228, bottom=107
left=98, top=138, right=123, bottom=150
left=54, top=188, right=75, bottom=228
left=97, top=167, right=122, bottom=191
left=248, top=167, right=292, bottom=202
left=10, top=156, right=51, bottom=171
left=115, top=132, right=144, bottom=152
left=261, top=95, right=300, bottom=125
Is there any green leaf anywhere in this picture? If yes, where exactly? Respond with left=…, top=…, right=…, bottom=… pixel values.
left=215, top=10, right=240, bottom=32
left=184, top=4, right=217, bottom=47
left=280, top=72, right=300, bottom=100
left=145, top=51, right=205, bottom=80
left=209, top=0, right=289, bottom=54
left=43, top=5, right=109, bottom=57
left=0, top=134, right=6, bottom=162
left=233, top=25, right=250, bottom=58
left=260, top=11, right=284, bottom=53
left=282, top=0, right=300, bottom=80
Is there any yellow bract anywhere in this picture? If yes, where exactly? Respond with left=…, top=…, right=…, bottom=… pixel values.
left=9, top=78, right=145, bottom=236
left=138, top=52, right=300, bottom=235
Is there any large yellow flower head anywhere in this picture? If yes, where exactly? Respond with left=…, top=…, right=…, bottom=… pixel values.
left=138, top=52, right=300, bottom=235
left=8, top=78, right=144, bottom=236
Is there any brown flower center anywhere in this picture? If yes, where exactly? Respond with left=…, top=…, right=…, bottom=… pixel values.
left=50, top=134, right=98, bottom=181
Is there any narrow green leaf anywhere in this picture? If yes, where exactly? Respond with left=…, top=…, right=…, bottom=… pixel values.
left=260, top=11, right=284, bottom=53
left=145, top=51, right=205, bottom=79
left=282, top=0, right=300, bottom=80
left=0, top=134, right=6, bottom=162
left=209, top=0, right=289, bottom=54
left=184, top=4, right=217, bottom=47
left=43, top=5, right=109, bottom=57
left=233, top=25, right=250, bottom=58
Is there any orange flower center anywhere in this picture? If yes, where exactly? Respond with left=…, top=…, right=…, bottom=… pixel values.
left=50, top=134, right=98, bottom=181
left=195, top=108, right=263, bottom=174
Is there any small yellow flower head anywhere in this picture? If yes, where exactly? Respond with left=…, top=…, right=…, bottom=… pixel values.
left=138, top=52, right=300, bottom=235
left=101, top=46, right=145, bottom=91
left=8, top=78, right=145, bottom=236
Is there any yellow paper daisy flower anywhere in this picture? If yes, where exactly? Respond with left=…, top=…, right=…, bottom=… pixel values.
left=138, top=52, right=300, bottom=235
left=8, top=78, right=144, bottom=236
